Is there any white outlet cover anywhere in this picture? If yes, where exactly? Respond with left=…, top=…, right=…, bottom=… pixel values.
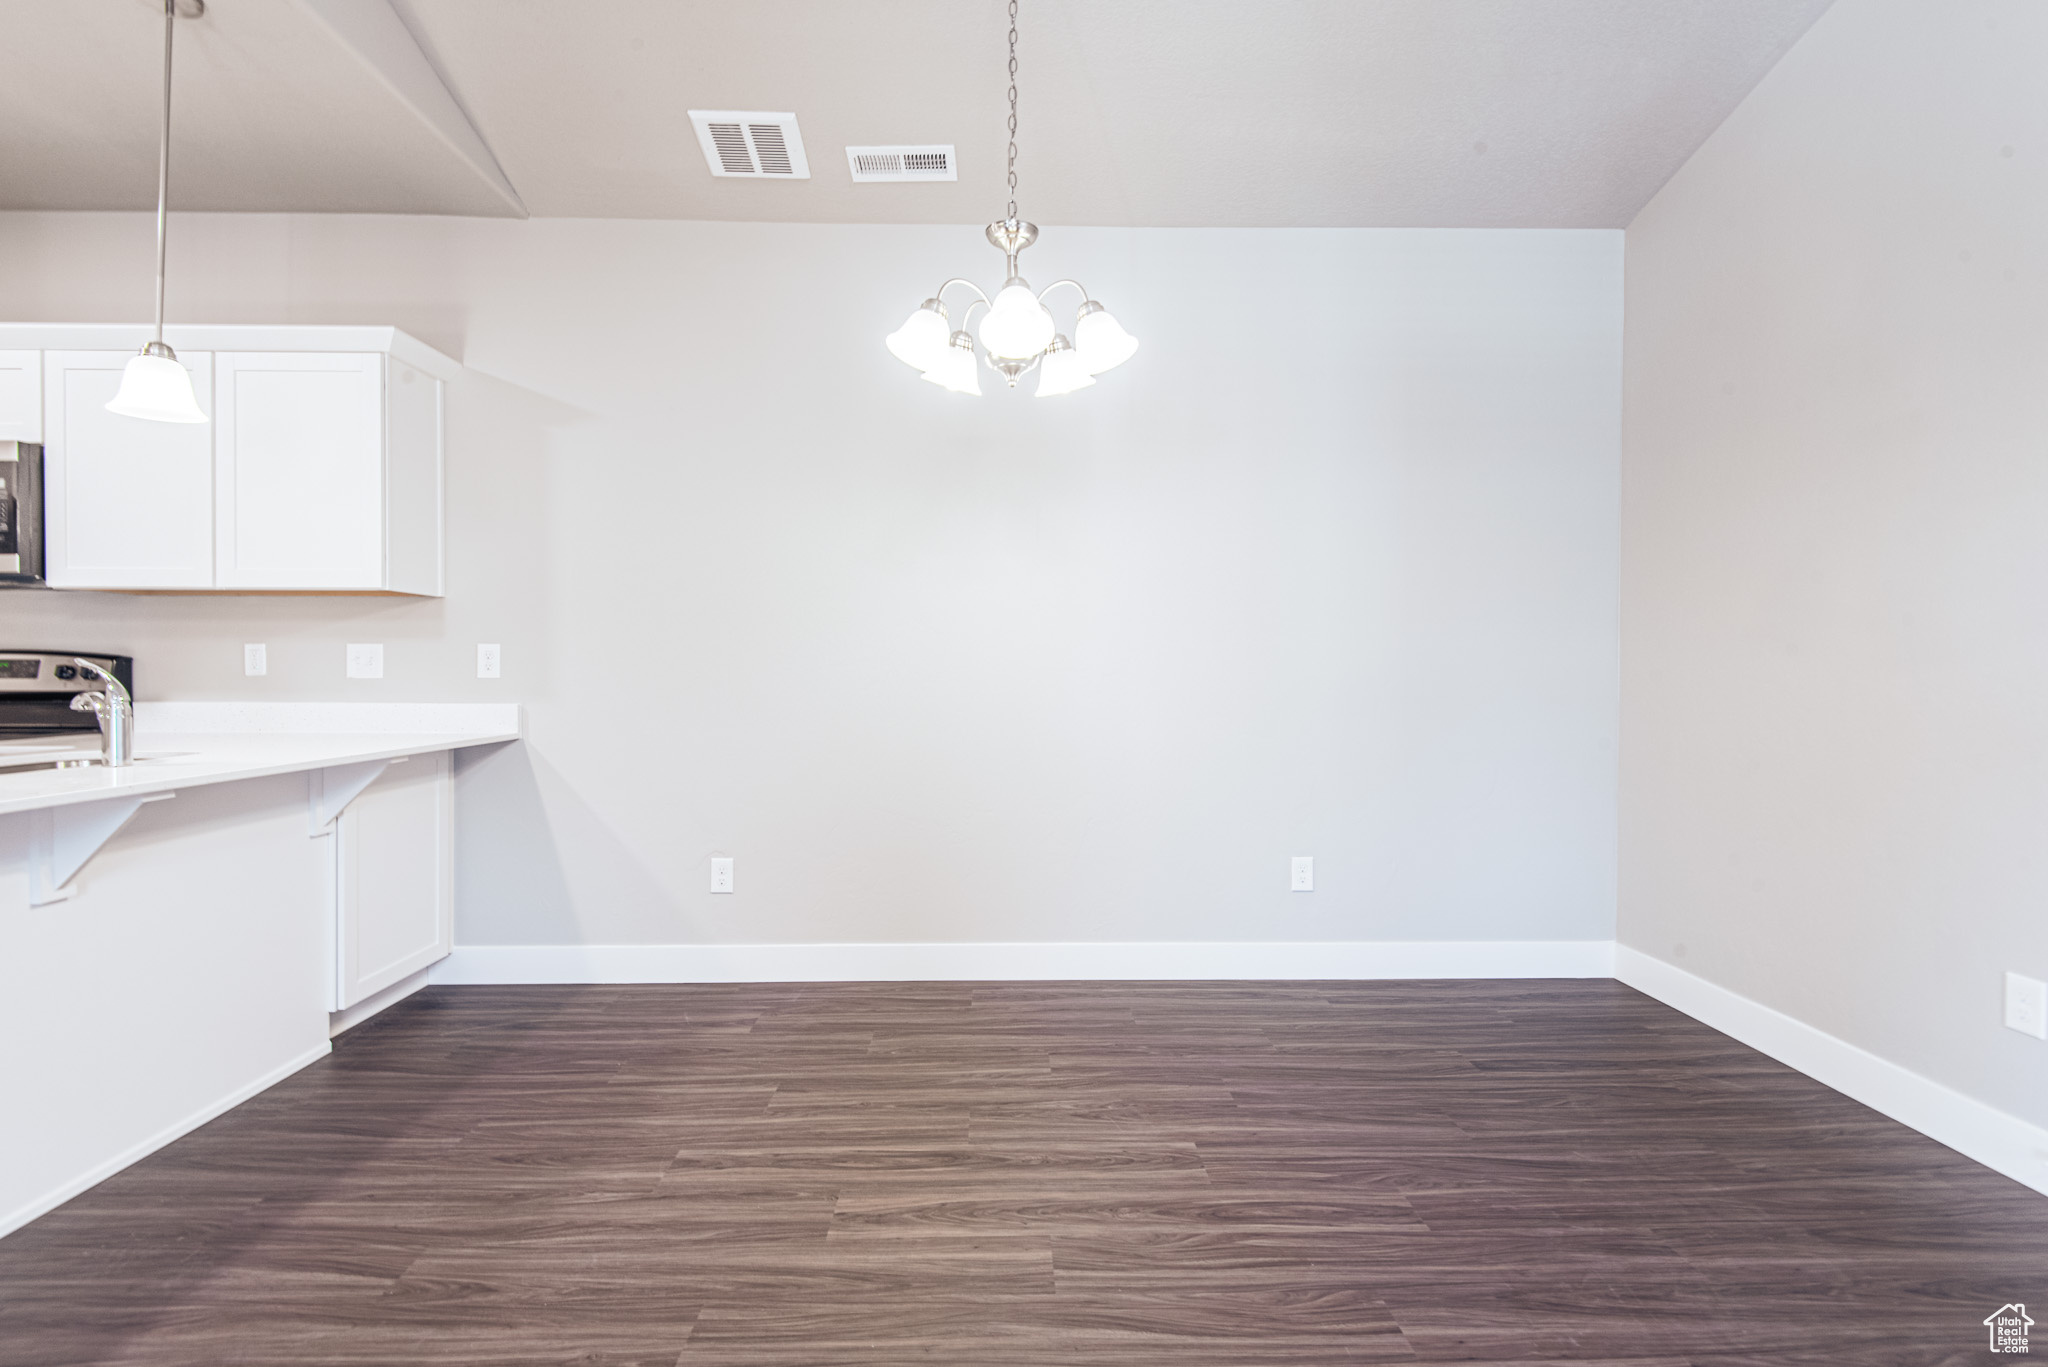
left=345, top=643, right=384, bottom=679
left=478, top=643, right=502, bottom=679
left=2006, top=971, right=2047, bottom=1039
left=710, top=857, right=735, bottom=894
left=1291, top=856, right=1314, bottom=892
left=243, top=643, right=267, bottom=677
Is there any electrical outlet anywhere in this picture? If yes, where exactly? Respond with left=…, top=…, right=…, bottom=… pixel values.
left=710, top=857, right=734, bottom=894
left=477, top=643, right=501, bottom=679
left=243, top=643, right=267, bottom=677
left=345, top=643, right=384, bottom=679
left=1291, top=856, right=1314, bottom=892
left=2006, top=972, right=2047, bottom=1040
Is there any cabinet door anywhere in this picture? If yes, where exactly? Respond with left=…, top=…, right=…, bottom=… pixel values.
left=44, top=349, right=215, bottom=589
left=0, top=351, right=41, bottom=442
left=216, top=352, right=384, bottom=590
left=335, top=750, right=453, bottom=1009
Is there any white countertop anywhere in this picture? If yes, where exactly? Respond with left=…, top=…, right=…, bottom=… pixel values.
left=0, top=703, right=520, bottom=817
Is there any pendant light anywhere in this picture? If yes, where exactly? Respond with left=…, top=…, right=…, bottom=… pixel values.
left=106, top=0, right=207, bottom=425
left=882, top=0, right=1137, bottom=397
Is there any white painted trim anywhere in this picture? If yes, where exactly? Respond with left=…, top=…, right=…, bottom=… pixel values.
left=432, top=939, right=1619, bottom=985
left=330, top=963, right=435, bottom=1037
left=1616, top=946, right=2048, bottom=1198
left=137, top=701, right=520, bottom=736
left=0, top=1041, right=331, bottom=1239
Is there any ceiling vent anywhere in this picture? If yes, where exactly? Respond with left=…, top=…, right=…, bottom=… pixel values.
left=687, top=111, right=811, bottom=179
left=846, top=145, right=958, bottom=183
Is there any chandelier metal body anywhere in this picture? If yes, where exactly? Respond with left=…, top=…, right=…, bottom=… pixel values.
left=884, top=0, right=1137, bottom=397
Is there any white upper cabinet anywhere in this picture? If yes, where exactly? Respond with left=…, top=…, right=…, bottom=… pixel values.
left=217, top=352, right=387, bottom=590
left=45, top=349, right=217, bottom=589
left=0, top=351, right=40, bottom=442
left=8, top=325, right=451, bottom=595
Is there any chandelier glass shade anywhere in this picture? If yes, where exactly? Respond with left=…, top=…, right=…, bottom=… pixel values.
left=919, top=333, right=982, bottom=396
left=885, top=300, right=951, bottom=372
left=1033, top=336, right=1094, bottom=398
left=978, top=282, right=1055, bottom=360
left=883, top=0, right=1136, bottom=398
left=1073, top=302, right=1139, bottom=374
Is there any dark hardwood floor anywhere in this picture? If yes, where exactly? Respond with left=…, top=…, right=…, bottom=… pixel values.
left=1, top=980, right=2043, bottom=1366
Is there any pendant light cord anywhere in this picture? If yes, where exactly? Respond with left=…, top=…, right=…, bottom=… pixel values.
left=153, top=0, right=176, bottom=347
left=1004, top=0, right=1018, bottom=222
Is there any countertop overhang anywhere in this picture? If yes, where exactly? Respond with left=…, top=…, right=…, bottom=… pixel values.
left=0, top=703, right=519, bottom=817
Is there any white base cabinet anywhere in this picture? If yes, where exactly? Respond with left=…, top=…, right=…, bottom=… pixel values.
left=4, top=325, right=453, bottom=595
left=330, top=751, right=454, bottom=1010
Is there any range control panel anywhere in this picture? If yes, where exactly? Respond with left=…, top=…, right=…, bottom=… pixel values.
left=0, top=652, right=132, bottom=694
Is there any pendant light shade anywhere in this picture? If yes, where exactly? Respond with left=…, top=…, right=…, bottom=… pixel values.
left=886, top=300, right=951, bottom=372
left=1034, top=337, right=1094, bottom=398
left=106, top=344, right=206, bottom=423
left=108, top=0, right=209, bottom=425
left=1074, top=303, right=1139, bottom=374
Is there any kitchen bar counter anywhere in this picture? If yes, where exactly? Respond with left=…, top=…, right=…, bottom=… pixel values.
left=0, top=702, right=520, bottom=816
left=0, top=700, right=520, bottom=1238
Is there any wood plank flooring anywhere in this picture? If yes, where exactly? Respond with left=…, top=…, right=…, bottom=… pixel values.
left=1, top=980, right=2043, bottom=1366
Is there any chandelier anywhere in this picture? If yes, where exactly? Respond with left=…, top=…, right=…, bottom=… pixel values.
left=883, top=0, right=1137, bottom=397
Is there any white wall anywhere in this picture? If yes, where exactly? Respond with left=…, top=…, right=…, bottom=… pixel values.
left=0, top=214, right=1621, bottom=951
left=1623, top=0, right=2048, bottom=1127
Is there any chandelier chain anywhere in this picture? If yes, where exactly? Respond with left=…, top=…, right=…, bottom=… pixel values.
left=1005, top=0, right=1018, bottom=222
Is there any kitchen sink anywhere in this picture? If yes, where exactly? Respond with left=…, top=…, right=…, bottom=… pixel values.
left=0, top=750, right=182, bottom=774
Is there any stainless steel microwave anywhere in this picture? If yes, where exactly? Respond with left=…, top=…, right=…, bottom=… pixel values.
left=0, top=441, right=44, bottom=586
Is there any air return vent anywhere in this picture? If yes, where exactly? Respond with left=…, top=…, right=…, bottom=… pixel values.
left=846, top=145, right=958, bottom=183
left=687, top=111, right=811, bottom=179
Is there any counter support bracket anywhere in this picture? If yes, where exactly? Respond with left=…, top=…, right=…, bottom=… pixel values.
left=30, top=792, right=178, bottom=906
left=309, top=757, right=405, bottom=835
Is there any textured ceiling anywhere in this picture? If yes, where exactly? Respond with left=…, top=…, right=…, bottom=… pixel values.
left=0, top=0, right=1835, bottom=227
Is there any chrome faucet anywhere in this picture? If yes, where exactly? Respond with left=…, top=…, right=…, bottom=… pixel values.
left=69, top=658, right=135, bottom=768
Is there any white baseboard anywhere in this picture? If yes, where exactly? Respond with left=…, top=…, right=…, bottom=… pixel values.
left=0, top=1040, right=331, bottom=1239
left=329, top=964, right=435, bottom=1037
left=431, top=939, right=1619, bottom=985
left=1616, top=946, right=2048, bottom=1198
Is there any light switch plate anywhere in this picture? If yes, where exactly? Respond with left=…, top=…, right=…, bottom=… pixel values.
left=710, top=857, right=734, bottom=894
left=2006, top=971, right=2047, bottom=1039
left=346, top=643, right=384, bottom=679
left=1291, top=856, right=1314, bottom=892
left=243, top=643, right=267, bottom=677
left=477, top=643, right=501, bottom=679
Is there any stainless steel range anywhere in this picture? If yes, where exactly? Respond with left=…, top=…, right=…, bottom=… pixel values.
left=0, top=651, right=134, bottom=739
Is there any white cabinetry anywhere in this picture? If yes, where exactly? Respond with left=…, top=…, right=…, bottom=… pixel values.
left=0, top=351, right=40, bottom=441
left=44, top=350, right=216, bottom=589
left=332, top=750, right=454, bottom=1010
left=215, top=351, right=444, bottom=592
left=4, top=325, right=452, bottom=595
